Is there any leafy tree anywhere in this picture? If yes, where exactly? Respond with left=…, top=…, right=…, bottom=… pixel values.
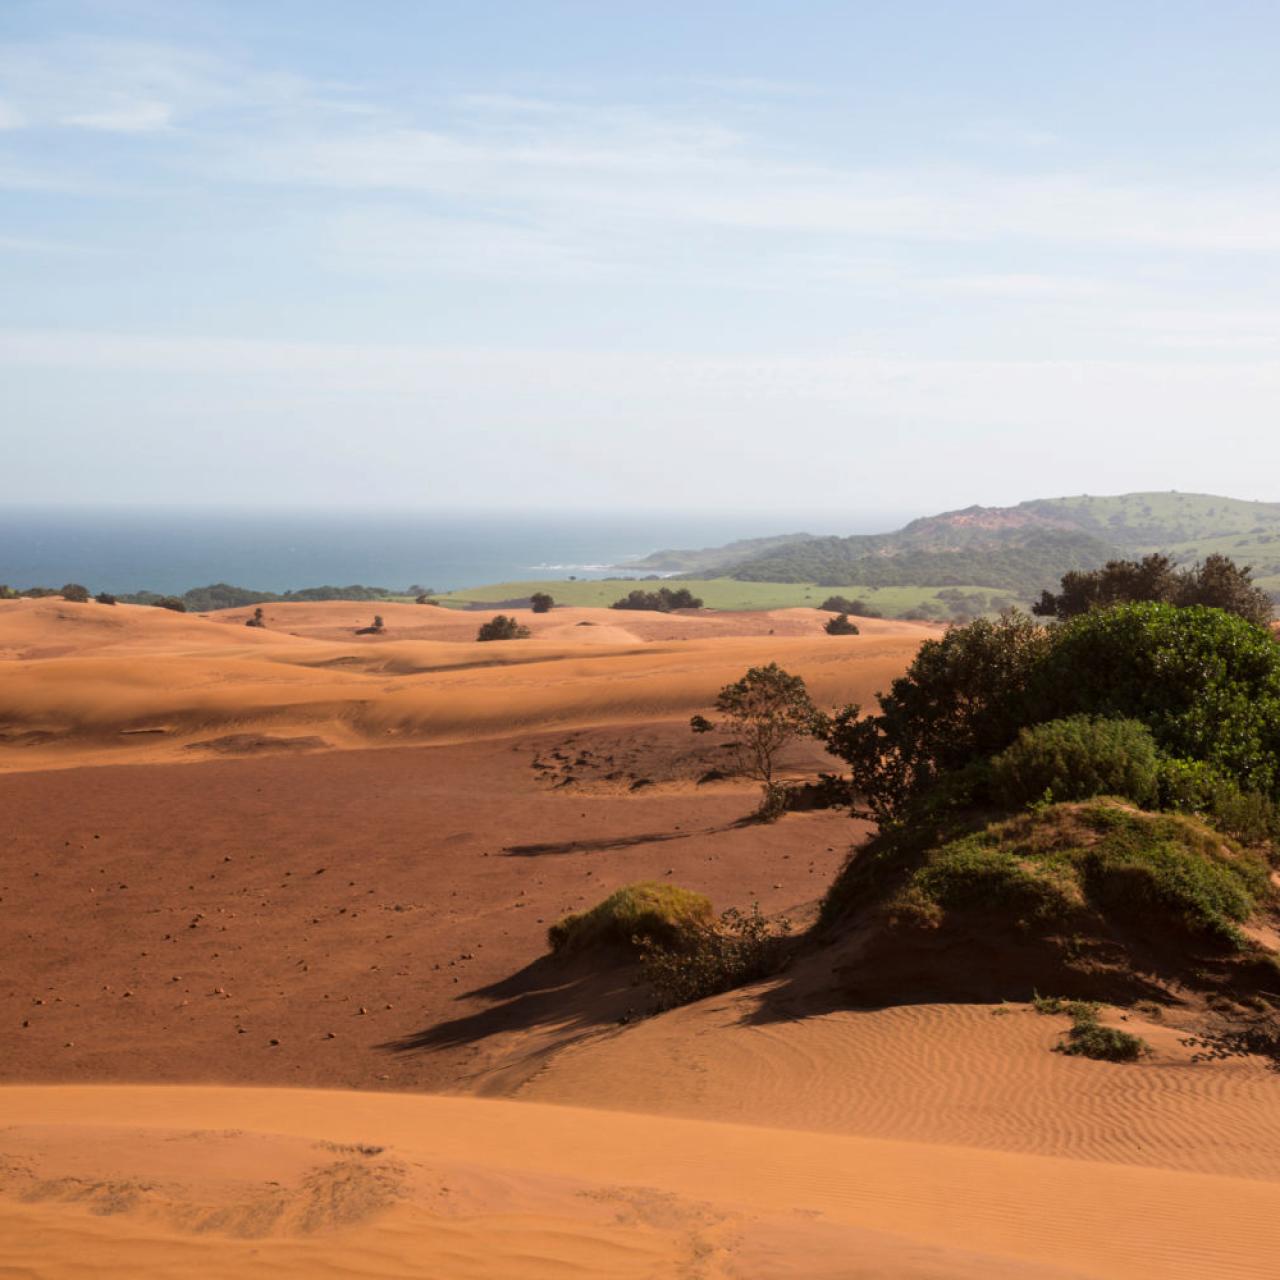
left=821, top=612, right=1052, bottom=821
left=60, top=583, right=90, bottom=603
left=477, top=614, right=530, bottom=641
left=824, top=613, right=860, bottom=635
left=530, top=592, right=555, bottom=613
left=699, top=663, right=819, bottom=817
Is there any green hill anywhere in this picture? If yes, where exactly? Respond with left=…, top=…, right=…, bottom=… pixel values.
left=719, top=492, right=1280, bottom=599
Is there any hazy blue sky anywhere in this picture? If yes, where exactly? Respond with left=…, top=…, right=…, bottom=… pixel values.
left=3, top=1, right=1278, bottom=517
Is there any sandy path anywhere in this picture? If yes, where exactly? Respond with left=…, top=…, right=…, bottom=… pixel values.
left=4, top=1085, right=1278, bottom=1279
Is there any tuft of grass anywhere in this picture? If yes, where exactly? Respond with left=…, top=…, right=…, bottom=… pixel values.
left=1032, top=994, right=1101, bottom=1021
left=547, top=882, right=713, bottom=957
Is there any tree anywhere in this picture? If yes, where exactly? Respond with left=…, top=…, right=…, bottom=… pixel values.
left=1033, top=553, right=1273, bottom=626
left=699, top=664, right=819, bottom=817
left=824, top=613, right=860, bottom=635
left=477, top=614, right=530, bottom=641
left=530, top=592, right=555, bottom=613
left=94, top=592, right=117, bottom=606
left=245, top=606, right=266, bottom=628
left=60, top=583, right=90, bottom=603
left=821, top=611, right=1052, bottom=821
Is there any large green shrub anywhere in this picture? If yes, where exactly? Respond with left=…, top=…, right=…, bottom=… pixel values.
left=1035, top=604, right=1280, bottom=795
left=824, top=603, right=1280, bottom=820
left=991, top=716, right=1159, bottom=808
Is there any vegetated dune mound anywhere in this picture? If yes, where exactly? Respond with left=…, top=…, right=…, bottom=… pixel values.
left=4, top=1086, right=1277, bottom=1280
left=0, top=597, right=931, bottom=770
left=816, top=798, right=1280, bottom=1008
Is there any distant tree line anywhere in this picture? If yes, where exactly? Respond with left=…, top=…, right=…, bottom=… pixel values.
left=611, top=587, right=704, bottom=612
left=1033, top=554, right=1273, bottom=628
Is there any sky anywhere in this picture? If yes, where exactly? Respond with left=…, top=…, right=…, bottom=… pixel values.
left=2, top=0, right=1279, bottom=520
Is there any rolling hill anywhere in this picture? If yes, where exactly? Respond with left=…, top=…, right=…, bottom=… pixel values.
left=662, top=492, right=1280, bottom=600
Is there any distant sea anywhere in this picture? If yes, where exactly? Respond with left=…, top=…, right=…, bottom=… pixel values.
left=0, top=507, right=910, bottom=597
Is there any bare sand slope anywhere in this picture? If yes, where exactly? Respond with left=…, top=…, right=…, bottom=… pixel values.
left=521, top=988, right=1280, bottom=1181
left=5, top=1085, right=1278, bottom=1280
left=1, top=731, right=862, bottom=1091
left=0, top=598, right=929, bottom=771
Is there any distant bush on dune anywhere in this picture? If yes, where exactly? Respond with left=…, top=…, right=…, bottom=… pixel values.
left=94, top=591, right=117, bottom=605
left=60, top=583, right=90, bottom=603
left=529, top=592, right=555, bottom=613
left=610, top=587, right=704, bottom=612
left=476, top=614, right=530, bottom=641
left=824, top=613, right=860, bottom=635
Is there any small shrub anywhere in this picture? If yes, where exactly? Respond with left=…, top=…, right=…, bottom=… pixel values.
left=640, top=904, right=792, bottom=1009
left=990, top=716, right=1160, bottom=808
left=94, top=592, right=117, bottom=606
left=529, top=592, right=554, bottom=613
left=548, top=882, right=713, bottom=955
left=154, top=596, right=186, bottom=612
left=689, top=714, right=714, bottom=734
left=476, top=614, right=530, bottom=641
left=1035, top=994, right=1150, bottom=1062
left=245, top=606, right=266, bottom=628
left=1057, top=1020, right=1150, bottom=1062
left=824, top=613, right=860, bottom=635
left=60, top=583, right=90, bottom=603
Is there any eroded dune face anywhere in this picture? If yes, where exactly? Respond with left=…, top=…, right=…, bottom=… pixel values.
left=0, top=598, right=931, bottom=770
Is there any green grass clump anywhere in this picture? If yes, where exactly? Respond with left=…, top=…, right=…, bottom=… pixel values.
left=858, top=800, right=1269, bottom=951
left=547, top=882, right=713, bottom=956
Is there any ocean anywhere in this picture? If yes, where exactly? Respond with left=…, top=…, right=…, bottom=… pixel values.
left=0, top=507, right=907, bottom=597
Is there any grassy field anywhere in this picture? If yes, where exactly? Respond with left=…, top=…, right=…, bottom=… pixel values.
left=411, top=579, right=1019, bottom=617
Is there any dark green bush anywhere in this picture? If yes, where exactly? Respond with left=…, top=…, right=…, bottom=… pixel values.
left=1057, top=1020, right=1150, bottom=1062
left=476, top=614, right=530, bottom=641
left=991, top=716, right=1159, bottom=808
left=60, top=583, right=90, bottom=603
left=824, top=613, right=860, bottom=635
left=529, top=592, right=554, bottom=613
